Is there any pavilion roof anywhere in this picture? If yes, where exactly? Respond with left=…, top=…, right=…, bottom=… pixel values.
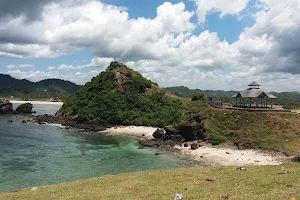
left=232, top=90, right=277, bottom=99
left=248, top=81, right=261, bottom=86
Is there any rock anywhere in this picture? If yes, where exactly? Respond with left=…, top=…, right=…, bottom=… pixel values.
left=153, top=128, right=165, bottom=140
left=142, top=134, right=145, bottom=137
left=21, top=120, right=27, bottom=124
left=0, top=100, right=13, bottom=114
left=7, top=120, right=13, bottom=123
left=191, top=143, right=199, bottom=150
left=155, top=153, right=160, bottom=155
left=226, top=152, right=230, bottom=154
left=184, top=143, right=188, bottom=147
left=16, top=103, right=33, bottom=114
left=38, top=122, right=47, bottom=125
left=296, top=132, right=300, bottom=135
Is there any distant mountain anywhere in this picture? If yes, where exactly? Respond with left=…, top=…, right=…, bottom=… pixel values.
left=0, top=74, right=81, bottom=100
left=165, top=86, right=300, bottom=109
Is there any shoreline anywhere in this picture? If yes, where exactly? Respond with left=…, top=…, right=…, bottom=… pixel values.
left=99, top=126, right=285, bottom=166
left=10, top=100, right=63, bottom=105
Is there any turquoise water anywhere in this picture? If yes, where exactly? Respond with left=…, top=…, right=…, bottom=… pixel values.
left=0, top=104, right=189, bottom=192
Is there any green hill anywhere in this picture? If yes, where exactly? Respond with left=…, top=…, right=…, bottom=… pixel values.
left=0, top=74, right=81, bottom=100
left=58, top=62, right=183, bottom=127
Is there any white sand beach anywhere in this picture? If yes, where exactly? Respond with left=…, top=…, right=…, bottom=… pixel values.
left=101, top=126, right=284, bottom=166
left=175, top=144, right=284, bottom=166
left=10, top=100, right=63, bottom=105
left=100, top=126, right=157, bottom=139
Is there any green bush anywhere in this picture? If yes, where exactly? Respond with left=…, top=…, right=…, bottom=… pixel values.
left=191, top=93, right=205, bottom=101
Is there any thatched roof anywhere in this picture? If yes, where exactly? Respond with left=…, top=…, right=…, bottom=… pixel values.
left=248, top=81, right=261, bottom=87
left=232, top=90, right=277, bottom=99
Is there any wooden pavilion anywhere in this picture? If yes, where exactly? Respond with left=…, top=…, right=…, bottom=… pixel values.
left=232, top=82, right=277, bottom=108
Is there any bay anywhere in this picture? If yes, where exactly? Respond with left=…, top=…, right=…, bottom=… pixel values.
left=0, top=103, right=190, bottom=192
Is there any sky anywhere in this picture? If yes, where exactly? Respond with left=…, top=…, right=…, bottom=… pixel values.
left=0, top=0, right=300, bottom=92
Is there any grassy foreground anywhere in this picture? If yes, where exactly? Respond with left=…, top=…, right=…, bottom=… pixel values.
left=1, top=164, right=299, bottom=200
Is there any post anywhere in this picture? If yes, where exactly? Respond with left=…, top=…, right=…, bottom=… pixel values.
left=249, top=98, right=251, bottom=107
left=271, top=99, right=273, bottom=108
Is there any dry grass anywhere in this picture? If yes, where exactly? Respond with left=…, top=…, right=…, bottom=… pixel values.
left=205, top=109, right=300, bottom=155
left=1, top=164, right=300, bottom=200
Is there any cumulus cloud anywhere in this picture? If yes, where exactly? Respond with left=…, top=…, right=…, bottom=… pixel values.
left=194, top=0, right=251, bottom=24
left=1, top=0, right=300, bottom=92
left=233, top=0, right=300, bottom=75
left=0, top=1, right=195, bottom=60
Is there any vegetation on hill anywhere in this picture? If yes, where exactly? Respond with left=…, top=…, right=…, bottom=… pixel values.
left=59, top=62, right=182, bottom=127
left=0, top=74, right=81, bottom=100
left=1, top=163, right=299, bottom=200
left=165, top=86, right=300, bottom=109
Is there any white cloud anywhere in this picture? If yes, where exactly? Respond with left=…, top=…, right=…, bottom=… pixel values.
left=194, top=0, right=251, bottom=24
left=2, top=0, right=300, bottom=92
left=87, top=57, right=114, bottom=67
left=7, top=64, right=34, bottom=69
left=48, top=66, right=56, bottom=70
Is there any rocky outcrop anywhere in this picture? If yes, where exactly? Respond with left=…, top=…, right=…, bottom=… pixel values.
left=16, top=103, right=33, bottom=113
left=0, top=100, right=13, bottom=114
left=163, top=120, right=206, bottom=142
left=153, top=129, right=165, bottom=139
left=33, top=114, right=105, bottom=132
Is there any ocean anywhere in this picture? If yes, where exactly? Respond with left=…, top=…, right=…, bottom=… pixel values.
left=0, top=104, right=189, bottom=192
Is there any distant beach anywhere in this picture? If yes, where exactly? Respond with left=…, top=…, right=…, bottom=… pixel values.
left=10, top=100, right=63, bottom=105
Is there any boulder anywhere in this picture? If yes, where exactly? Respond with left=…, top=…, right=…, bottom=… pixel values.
left=21, top=120, right=27, bottom=124
left=153, top=129, right=165, bottom=140
left=184, top=143, right=189, bottom=147
left=16, top=103, right=33, bottom=114
left=191, top=143, right=199, bottom=150
left=0, top=100, right=13, bottom=114
left=7, top=120, right=13, bottom=123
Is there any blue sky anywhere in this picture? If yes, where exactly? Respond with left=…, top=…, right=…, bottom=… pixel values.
left=0, top=0, right=300, bottom=92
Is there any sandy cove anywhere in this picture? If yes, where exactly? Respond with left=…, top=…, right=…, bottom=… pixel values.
left=100, top=126, right=285, bottom=166
left=10, top=100, right=63, bottom=105
left=101, top=126, right=157, bottom=139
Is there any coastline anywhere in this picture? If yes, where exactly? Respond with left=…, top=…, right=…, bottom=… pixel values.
left=98, top=126, right=285, bottom=166
left=10, top=100, right=63, bottom=105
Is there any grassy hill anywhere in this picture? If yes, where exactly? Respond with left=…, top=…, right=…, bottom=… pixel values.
left=58, top=62, right=183, bottom=127
left=1, top=163, right=299, bottom=200
left=0, top=74, right=81, bottom=100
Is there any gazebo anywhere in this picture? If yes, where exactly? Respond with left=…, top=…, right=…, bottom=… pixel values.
left=232, top=82, right=277, bottom=108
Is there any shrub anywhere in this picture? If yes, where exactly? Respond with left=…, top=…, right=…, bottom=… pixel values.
left=191, top=93, right=205, bottom=101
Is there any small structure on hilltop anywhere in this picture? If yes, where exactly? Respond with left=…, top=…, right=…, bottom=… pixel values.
left=232, top=82, right=277, bottom=108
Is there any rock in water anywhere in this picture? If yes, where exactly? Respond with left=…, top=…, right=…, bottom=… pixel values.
left=0, top=99, right=13, bottom=114
left=16, top=103, right=33, bottom=113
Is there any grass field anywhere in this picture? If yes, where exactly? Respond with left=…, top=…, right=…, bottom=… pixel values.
left=1, top=163, right=299, bottom=200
